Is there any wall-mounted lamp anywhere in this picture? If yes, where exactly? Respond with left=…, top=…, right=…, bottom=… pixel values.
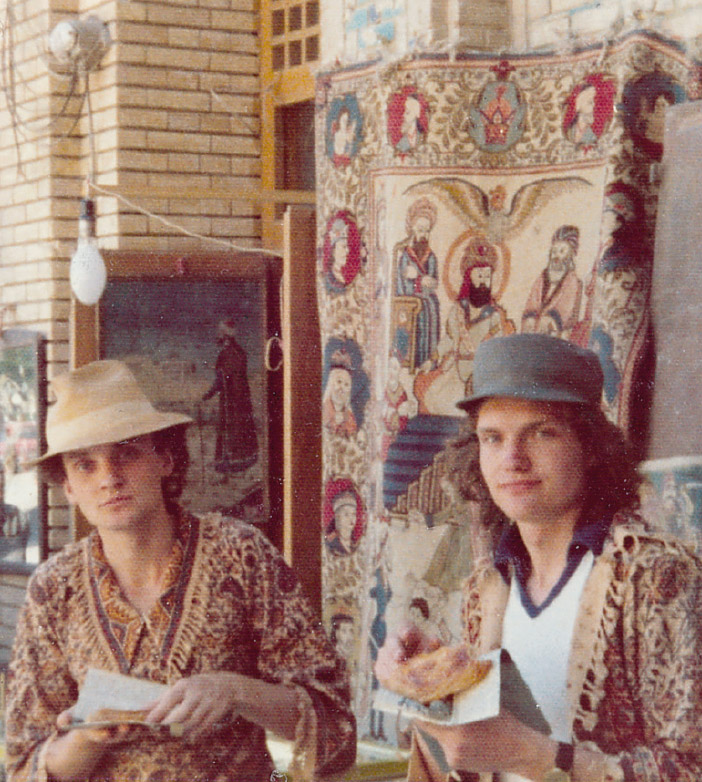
left=70, top=198, right=107, bottom=306
left=48, top=15, right=112, bottom=72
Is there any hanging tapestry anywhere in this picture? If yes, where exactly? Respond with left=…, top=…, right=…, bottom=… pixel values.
left=315, top=31, right=701, bottom=742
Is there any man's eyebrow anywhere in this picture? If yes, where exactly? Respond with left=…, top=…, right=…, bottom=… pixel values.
left=475, top=424, right=506, bottom=438
left=476, top=417, right=560, bottom=434
left=64, top=450, right=91, bottom=460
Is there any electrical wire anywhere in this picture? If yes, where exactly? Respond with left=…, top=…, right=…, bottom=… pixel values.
left=87, top=181, right=283, bottom=256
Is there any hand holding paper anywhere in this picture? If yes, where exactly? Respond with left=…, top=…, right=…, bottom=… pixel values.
left=60, top=669, right=181, bottom=740
left=145, top=672, right=243, bottom=742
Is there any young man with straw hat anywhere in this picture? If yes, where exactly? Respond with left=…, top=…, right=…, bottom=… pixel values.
left=376, top=333, right=702, bottom=782
left=5, top=360, right=356, bottom=782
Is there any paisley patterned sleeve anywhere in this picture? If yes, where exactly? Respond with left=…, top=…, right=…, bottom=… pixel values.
left=614, top=543, right=702, bottom=781
left=227, top=522, right=356, bottom=777
left=5, top=555, right=81, bottom=782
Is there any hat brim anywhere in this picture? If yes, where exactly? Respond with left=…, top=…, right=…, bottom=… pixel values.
left=24, top=412, right=192, bottom=470
left=456, top=387, right=592, bottom=412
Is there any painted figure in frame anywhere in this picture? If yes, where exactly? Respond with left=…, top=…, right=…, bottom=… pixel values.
left=202, top=319, right=258, bottom=474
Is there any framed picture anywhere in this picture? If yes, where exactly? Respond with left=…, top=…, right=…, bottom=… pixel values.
left=73, top=252, right=283, bottom=540
left=0, top=329, right=47, bottom=572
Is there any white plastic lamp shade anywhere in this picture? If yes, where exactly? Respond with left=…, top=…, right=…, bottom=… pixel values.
left=70, top=241, right=107, bottom=305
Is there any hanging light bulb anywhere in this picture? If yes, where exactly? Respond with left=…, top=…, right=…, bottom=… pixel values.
left=70, top=198, right=107, bottom=305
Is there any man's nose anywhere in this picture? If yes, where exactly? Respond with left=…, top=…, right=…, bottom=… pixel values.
left=99, top=457, right=125, bottom=486
left=502, top=437, right=530, bottom=469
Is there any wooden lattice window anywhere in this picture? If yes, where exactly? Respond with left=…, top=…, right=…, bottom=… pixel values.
left=270, top=0, right=319, bottom=71
left=260, top=0, right=317, bottom=250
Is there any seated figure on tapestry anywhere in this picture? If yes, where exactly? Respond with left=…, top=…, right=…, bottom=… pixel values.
left=414, top=242, right=514, bottom=416
left=521, top=224, right=583, bottom=339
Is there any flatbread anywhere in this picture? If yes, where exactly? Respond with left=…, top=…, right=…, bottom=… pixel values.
left=383, top=644, right=492, bottom=704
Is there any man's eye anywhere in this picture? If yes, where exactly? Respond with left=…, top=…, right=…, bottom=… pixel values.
left=478, top=433, right=500, bottom=445
left=535, top=427, right=558, bottom=439
left=74, top=460, right=94, bottom=472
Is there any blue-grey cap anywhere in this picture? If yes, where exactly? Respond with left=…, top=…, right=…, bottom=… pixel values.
left=457, top=333, right=604, bottom=411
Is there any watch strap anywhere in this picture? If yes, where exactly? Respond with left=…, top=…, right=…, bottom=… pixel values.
left=555, top=741, right=575, bottom=772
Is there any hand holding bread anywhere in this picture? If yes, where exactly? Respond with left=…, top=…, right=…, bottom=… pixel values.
left=375, top=625, right=491, bottom=704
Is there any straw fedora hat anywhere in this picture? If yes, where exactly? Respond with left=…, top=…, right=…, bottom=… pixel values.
left=28, top=360, right=192, bottom=467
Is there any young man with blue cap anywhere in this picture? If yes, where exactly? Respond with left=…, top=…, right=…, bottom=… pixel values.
left=377, top=333, right=702, bottom=782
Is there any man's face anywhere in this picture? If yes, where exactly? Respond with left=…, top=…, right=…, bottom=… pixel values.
left=412, top=217, right=432, bottom=244
left=329, top=369, right=352, bottom=408
left=332, top=236, right=349, bottom=270
left=468, top=265, right=493, bottom=308
left=335, top=503, right=357, bottom=543
left=62, top=435, right=173, bottom=533
left=644, top=94, right=672, bottom=144
left=476, top=398, right=587, bottom=531
left=575, top=85, right=596, bottom=119
left=548, top=240, right=574, bottom=277
left=337, top=109, right=349, bottom=133
left=335, top=620, right=354, bottom=650
left=403, top=97, right=421, bottom=128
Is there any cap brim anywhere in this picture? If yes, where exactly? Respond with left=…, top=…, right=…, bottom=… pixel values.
left=456, top=387, right=593, bottom=412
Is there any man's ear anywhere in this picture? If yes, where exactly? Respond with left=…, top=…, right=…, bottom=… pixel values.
left=158, top=448, right=174, bottom=478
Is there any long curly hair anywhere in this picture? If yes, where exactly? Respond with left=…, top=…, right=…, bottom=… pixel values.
left=151, top=425, right=190, bottom=516
left=447, top=401, right=643, bottom=553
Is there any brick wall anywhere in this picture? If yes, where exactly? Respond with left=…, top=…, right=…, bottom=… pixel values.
left=0, top=0, right=260, bottom=664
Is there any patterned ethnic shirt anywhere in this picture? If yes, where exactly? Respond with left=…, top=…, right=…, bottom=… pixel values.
left=408, top=512, right=702, bottom=782
left=5, top=513, right=356, bottom=782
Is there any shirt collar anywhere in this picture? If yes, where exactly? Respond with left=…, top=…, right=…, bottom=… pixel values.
left=494, top=516, right=610, bottom=582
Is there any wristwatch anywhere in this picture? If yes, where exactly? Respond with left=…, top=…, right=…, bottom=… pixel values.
left=542, top=742, right=574, bottom=782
